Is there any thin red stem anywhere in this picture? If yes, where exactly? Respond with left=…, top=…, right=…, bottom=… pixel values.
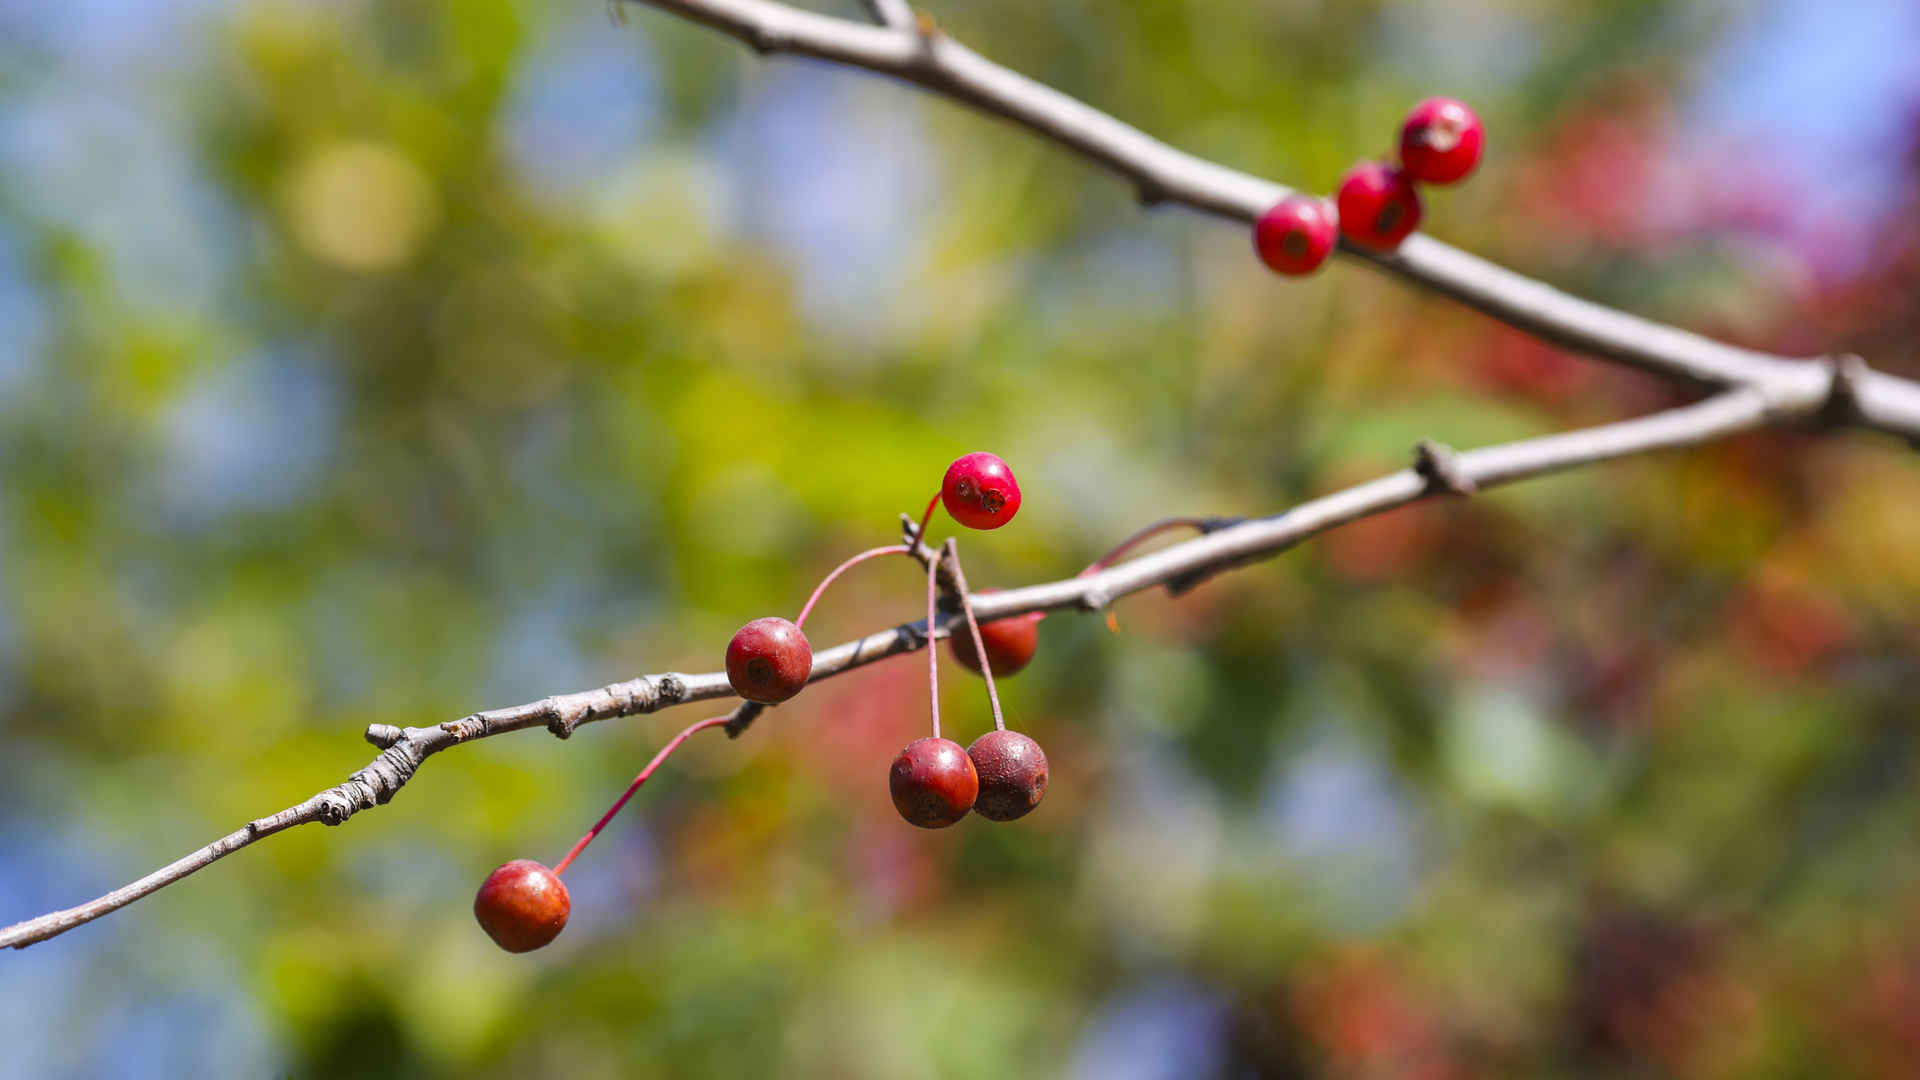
left=1079, top=517, right=1211, bottom=576
left=794, top=544, right=910, bottom=631
left=552, top=713, right=730, bottom=877
left=944, top=540, right=1006, bottom=732
left=912, top=492, right=941, bottom=552
left=926, top=549, right=941, bottom=741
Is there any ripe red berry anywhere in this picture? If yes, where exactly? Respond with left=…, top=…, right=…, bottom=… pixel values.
left=941, top=452, right=1021, bottom=531
left=889, top=736, right=979, bottom=828
left=1253, top=195, right=1337, bottom=276
left=967, top=730, right=1049, bottom=822
left=474, top=859, right=571, bottom=953
left=950, top=609, right=1043, bottom=678
left=726, top=616, right=812, bottom=704
left=1336, top=163, right=1423, bottom=252
left=1398, top=97, right=1484, bottom=185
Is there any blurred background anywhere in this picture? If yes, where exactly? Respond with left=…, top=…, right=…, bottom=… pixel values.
left=3, top=0, right=1920, bottom=1075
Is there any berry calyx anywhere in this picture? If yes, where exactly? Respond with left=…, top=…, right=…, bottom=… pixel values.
left=950, top=606, right=1043, bottom=678
left=1253, top=195, right=1337, bottom=276
left=941, top=452, right=1021, bottom=531
left=1336, top=163, right=1423, bottom=252
left=889, top=736, right=979, bottom=828
left=1398, top=97, right=1484, bottom=185
left=967, top=730, right=1049, bottom=822
left=726, top=616, right=812, bottom=704
left=474, top=859, right=571, bottom=953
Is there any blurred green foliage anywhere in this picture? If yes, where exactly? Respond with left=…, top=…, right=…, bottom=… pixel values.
left=5, top=0, right=1920, bottom=1075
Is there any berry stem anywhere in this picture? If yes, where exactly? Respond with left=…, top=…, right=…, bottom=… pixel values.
left=1079, top=517, right=1212, bottom=576
left=794, top=545, right=910, bottom=631
left=943, top=540, right=1006, bottom=732
left=911, top=492, right=941, bottom=552
left=926, top=547, right=942, bottom=741
left=551, top=713, right=731, bottom=877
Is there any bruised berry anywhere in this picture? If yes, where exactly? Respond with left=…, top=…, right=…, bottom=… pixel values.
left=942, top=452, right=1021, bottom=531
left=726, top=616, right=812, bottom=704
left=889, top=736, right=978, bottom=828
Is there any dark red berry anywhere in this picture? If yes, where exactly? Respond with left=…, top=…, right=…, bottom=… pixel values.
left=967, top=730, right=1048, bottom=822
left=474, top=859, right=571, bottom=953
left=1336, top=163, right=1423, bottom=251
left=950, top=608, right=1043, bottom=678
left=726, top=616, right=812, bottom=704
left=941, top=452, right=1021, bottom=531
left=889, top=736, right=978, bottom=828
left=1253, top=195, right=1337, bottom=276
left=1398, top=97, right=1484, bottom=185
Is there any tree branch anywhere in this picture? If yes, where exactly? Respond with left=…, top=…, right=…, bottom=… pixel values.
left=6, top=1, right=1910, bottom=953
left=618, top=0, right=1916, bottom=438
left=0, top=386, right=1803, bottom=950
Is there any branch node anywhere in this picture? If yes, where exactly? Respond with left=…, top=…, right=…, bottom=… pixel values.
left=724, top=700, right=766, bottom=739
left=545, top=696, right=579, bottom=740
left=1078, top=586, right=1113, bottom=613
left=913, top=11, right=940, bottom=40
left=363, top=723, right=404, bottom=748
left=744, top=25, right=786, bottom=54
left=1163, top=570, right=1210, bottom=597
left=1414, top=439, right=1478, bottom=495
left=1819, top=353, right=1868, bottom=427
left=654, top=674, right=687, bottom=708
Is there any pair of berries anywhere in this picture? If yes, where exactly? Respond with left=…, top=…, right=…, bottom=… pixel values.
left=1253, top=96, right=1484, bottom=275
left=891, top=729, right=1048, bottom=828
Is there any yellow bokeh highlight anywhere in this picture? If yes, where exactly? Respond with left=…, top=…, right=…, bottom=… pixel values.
left=282, top=141, right=439, bottom=271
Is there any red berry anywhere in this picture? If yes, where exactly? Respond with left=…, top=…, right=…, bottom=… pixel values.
left=941, top=452, right=1021, bottom=531
left=889, top=736, right=978, bottom=828
left=967, top=730, right=1049, bottom=822
left=474, top=859, right=571, bottom=953
left=1398, top=97, right=1484, bottom=185
left=726, top=616, right=812, bottom=704
left=1253, top=195, right=1337, bottom=276
left=1336, top=163, right=1423, bottom=251
left=950, top=607, right=1043, bottom=678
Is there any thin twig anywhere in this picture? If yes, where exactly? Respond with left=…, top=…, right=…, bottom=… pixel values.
left=0, top=387, right=1799, bottom=950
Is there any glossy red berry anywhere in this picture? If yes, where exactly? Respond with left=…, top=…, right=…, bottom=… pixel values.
left=474, top=859, right=571, bottom=953
left=950, top=609, right=1043, bottom=678
left=941, top=452, right=1021, bottom=531
left=726, top=616, right=812, bottom=704
left=1336, top=163, right=1423, bottom=252
left=1398, top=97, right=1484, bottom=185
left=1253, top=195, right=1337, bottom=276
left=967, top=730, right=1049, bottom=822
left=889, top=736, right=978, bottom=828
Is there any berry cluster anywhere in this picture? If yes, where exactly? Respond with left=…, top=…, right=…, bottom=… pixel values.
left=1253, top=96, right=1484, bottom=276
left=473, top=452, right=1050, bottom=952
